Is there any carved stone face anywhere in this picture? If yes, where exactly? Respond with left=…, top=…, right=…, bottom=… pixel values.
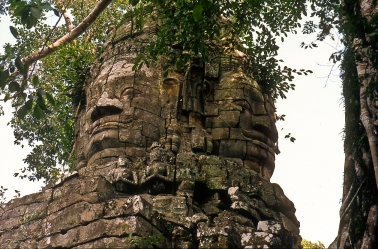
left=205, top=71, right=278, bottom=179
left=78, top=54, right=163, bottom=167
left=74, top=23, right=278, bottom=180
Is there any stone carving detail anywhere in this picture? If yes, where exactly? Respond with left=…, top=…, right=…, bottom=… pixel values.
left=0, top=20, right=300, bottom=248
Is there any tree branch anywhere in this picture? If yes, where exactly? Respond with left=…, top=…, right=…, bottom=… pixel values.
left=22, top=0, right=113, bottom=67
left=55, top=0, right=73, bottom=32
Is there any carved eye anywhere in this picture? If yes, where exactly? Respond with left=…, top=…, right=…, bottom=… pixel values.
left=163, top=78, right=178, bottom=85
left=120, top=87, right=142, bottom=98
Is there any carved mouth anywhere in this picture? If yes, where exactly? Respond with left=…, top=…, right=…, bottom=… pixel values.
left=242, top=129, right=276, bottom=154
left=89, top=115, right=133, bottom=135
left=91, top=121, right=119, bottom=135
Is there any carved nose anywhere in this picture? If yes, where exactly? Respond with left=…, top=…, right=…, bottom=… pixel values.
left=91, top=95, right=124, bottom=122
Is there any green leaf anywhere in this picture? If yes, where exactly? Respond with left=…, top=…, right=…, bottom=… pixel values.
left=20, top=7, right=31, bottom=25
left=53, top=9, right=60, bottom=17
left=9, top=81, right=21, bottom=92
left=193, top=2, right=202, bottom=22
left=27, top=16, right=38, bottom=29
left=30, top=7, right=42, bottom=19
left=9, top=26, right=19, bottom=39
left=37, top=88, right=46, bottom=95
left=17, top=100, right=32, bottom=119
left=131, top=0, right=140, bottom=6
left=15, top=56, right=25, bottom=74
left=4, top=93, right=10, bottom=102
left=36, top=93, right=48, bottom=110
left=32, top=75, right=39, bottom=87
left=24, top=99, right=33, bottom=110
left=33, top=104, right=43, bottom=119
left=45, top=92, right=55, bottom=106
left=0, top=70, right=9, bottom=89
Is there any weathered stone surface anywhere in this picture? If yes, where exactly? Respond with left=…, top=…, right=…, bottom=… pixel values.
left=0, top=18, right=301, bottom=249
left=44, top=202, right=104, bottom=236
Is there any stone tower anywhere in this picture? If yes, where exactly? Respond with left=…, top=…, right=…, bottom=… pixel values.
left=0, top=20, right=300, bottom=248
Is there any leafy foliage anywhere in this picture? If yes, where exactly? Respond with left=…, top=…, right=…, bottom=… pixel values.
left=1, top=0, right=128, bottom=183
left=0, top=186, right=8, bottom=204
left=0, top=0, right=318, bottom=182
left=301, top=239, right=325, bottom=249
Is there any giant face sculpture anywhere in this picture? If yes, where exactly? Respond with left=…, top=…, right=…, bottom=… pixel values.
left=205, top=70, right=278, bottom=179
left=76, top=48, right=164, bottom=169
left=75, top=23, right=278, bottom=181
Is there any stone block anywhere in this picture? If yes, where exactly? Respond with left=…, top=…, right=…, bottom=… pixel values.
left=125, top=144, right=148, bottom=159
left=265, top=101, right=275, bottom=115
left=279, top=212, right=300, bottom=235
left=19, top=239, right=38, bottom=249
left=211, top=128, right=230, bottom=140
left=5, top=189, right=52, bottom=211
left=72, top=237, right=130, bottom=249
left=197, top=222, right=240, bottom=248
left=191, top=128, right=206, bottom=152
left=206, top=177, right=228, bottom=190
left=226, top=163, right=251, bottom=187
left=217, top=111, right=240, bottom=128
left=134, top=109, right=164, bottom=133
left=204, top=102, right=219, bottom=116
left=119, top=129, right=146, bottom=146
left=39, top=216, right=162, bottom=248
left=251, top=115, right=274, bottom=136
left=249, top=101, right=267, bottom=115
left=0, top=219, right=43, bottom=245
left=257, top=220, right=282, bottom=235
left=198, top=155, right=225, bottom=166
left=153, top=195, right=188, bottom=217
left=215, top=88, right=244, bottom=101
left=217, top=100, right=243, bottom=111
left=48, top=192, right=109, bottom=214
left=104, top=195, right=152, bottom=220
left=239, top=110, right=253, bottom=130
left=230, top=128, right=250, bottom=140
left=160, top=107, right=179, bottom=118
left=78, top=176, right=116, bottom=198
left=43, top=202, right=104, bottom=236
left=189, top=112, right=203, bottom=128
left=254, top=232, right=282, bottom=248
left=243, top=85, right=265, bottom=102
left=243, top=160, right=261, bottom=175
left=142, top=122, right=160, bottom=141
left=246, top=141, right=275, bottom=162
left=250, top=175, right=276, bottom=207
left=131, top=96, right=161, bottom=116
left=201, top=164, right=226, bottom=177
left=18, top=201, right=48, bottom=224
left=219, top=140, right=246, bottom=158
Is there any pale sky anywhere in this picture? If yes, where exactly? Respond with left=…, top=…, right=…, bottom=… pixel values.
left=0, top=13, right=344, bottom=246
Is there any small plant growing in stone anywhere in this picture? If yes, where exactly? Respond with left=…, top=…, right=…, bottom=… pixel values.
left=0, top=186, right=7, bottom=203
left=122, top=223, right=163, bottom=248
left=130, top=233, right=163, bottom=248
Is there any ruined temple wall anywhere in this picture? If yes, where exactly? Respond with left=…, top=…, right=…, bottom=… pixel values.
left=1, top=20, right=301, bottom=249
left=0, top=158, right=300, bottom=248
left=0, top=174, right=170, bottom=248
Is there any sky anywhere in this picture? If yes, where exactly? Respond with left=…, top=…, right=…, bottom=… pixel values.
left=0, top=13, right=344, bottom=247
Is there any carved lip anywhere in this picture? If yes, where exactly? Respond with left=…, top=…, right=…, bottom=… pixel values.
left=89, top=115, right=133, bottom=135
left=242, top=129, right=276, bottom=153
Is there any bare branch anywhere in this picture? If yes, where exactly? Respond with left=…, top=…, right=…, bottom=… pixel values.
left=22, top=0, right=113, bottom=67
left=62, top=9, right=73, bottom=32
left=56, top=0, right=73, bottom=32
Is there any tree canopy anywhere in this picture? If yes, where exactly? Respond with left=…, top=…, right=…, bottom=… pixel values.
left=0, top=0, right=336, bottom=182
